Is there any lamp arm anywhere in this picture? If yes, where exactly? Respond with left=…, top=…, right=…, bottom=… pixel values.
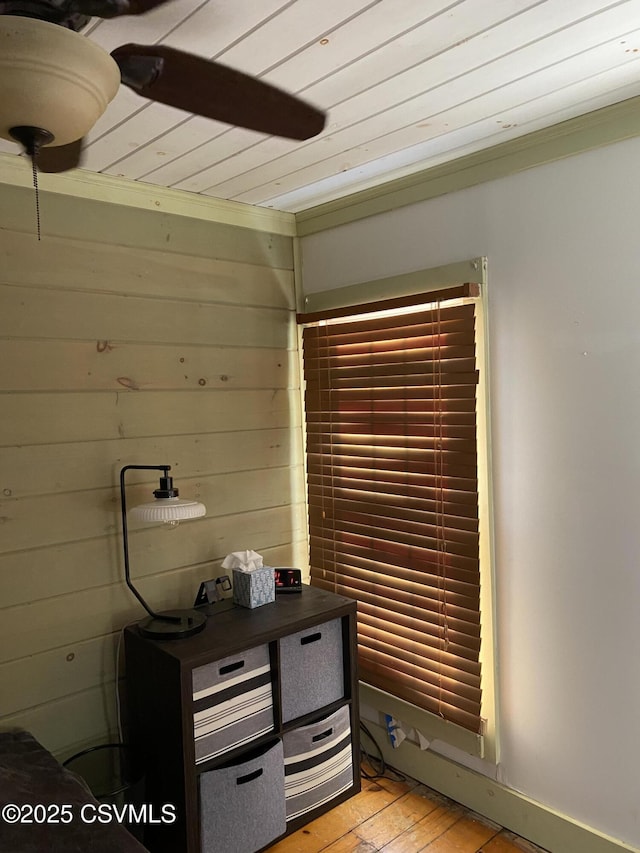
left=119, top=465, right=181, bottom=624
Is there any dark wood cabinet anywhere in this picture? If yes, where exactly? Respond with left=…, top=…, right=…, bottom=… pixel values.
left=124, top=585, right=360, bottom=853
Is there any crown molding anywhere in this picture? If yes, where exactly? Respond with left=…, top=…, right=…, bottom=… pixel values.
left=0, top=152, right=296, bottom=237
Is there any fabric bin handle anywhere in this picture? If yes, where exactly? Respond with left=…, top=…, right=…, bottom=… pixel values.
left=300, top=632, right=322, bottom=646
left=312, top=728, right=333, bottom=743
left=236, top=768, right=264, bottom=786
left=220, top=660, right=244, bottom=675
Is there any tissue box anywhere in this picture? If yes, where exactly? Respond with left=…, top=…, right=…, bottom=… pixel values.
left=233, top=567, right=275, bottom=609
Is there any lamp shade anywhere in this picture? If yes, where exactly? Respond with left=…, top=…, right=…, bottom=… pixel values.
left=129, top=497, right=207, bottom=524
left=0, top=16, right=120, bottom=147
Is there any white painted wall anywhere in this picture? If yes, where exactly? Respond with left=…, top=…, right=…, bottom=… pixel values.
left=299, top=136, right=640, bottom=849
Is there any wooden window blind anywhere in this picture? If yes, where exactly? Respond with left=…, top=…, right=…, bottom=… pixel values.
left=300, top=285, right=482, bottom=734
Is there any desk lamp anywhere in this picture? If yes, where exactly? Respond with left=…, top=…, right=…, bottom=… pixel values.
left=120, top=464, right=206, bottom=639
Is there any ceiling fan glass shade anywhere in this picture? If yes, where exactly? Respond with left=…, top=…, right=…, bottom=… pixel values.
left=0, top=16, right=120, bottom=147
left=129, top=497, right=206, bottom=524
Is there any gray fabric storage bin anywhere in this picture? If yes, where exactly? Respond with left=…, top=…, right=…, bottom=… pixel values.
left=279, top=618, right=345, bottom=722
left=192, top=644, right=274, bottom=764
left=200, top=739, right=285, bottom=853
left=283, top=705, right=353, bottom=822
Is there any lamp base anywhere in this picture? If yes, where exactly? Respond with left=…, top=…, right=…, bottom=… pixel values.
left=137, top=609, right=206, bottom=640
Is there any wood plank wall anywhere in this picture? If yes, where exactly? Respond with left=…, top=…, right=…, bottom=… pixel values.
left=0, top=182, right=306, bottom=760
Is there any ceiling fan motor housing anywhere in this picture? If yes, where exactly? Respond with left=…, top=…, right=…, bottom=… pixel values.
left=0, top=14, right=120, bottom=146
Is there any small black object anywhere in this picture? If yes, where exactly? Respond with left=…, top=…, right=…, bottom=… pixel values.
left=138, top=609, right=206, bottom=640
left=153, top=474, right=179, bottom=499
left=274, top=568, right=302, bottom=593
left=194, top=576, right=232, bottom=607
left=219, top=660, right=244, bottom=676
left=301, top=632, right=321, bottom=645
left=236, top=768, right=263, bottom=785
left=9, top=125, right=54, bottom=151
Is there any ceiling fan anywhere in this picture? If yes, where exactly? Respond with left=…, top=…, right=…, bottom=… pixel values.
left=0, top=0, right=327, bottom=174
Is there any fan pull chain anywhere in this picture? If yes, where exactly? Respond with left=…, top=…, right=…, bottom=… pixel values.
left=8, top=127, right=53, bottom=241
left=31, top=153, right=42, bottom=242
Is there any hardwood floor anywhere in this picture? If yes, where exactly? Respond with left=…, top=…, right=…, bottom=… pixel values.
left=267, top=769, right=548, bottom=853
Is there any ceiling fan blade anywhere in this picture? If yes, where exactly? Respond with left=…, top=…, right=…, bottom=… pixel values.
left=112, top=44, right=326, bottom=141
left=36, top=139, right=84, bottom=173
left=67, top=0, right=175, bottom=19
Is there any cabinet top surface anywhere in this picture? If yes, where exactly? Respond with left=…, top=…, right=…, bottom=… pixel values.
left=124, top=584, right=355, bottom=666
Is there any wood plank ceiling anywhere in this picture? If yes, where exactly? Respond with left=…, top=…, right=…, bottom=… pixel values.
left=2, top=0, right=640, bottom=212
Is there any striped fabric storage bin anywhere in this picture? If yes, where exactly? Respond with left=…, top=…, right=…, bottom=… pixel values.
left=193, top=644, right=274, bottom=764
left=283, top=705, right=353, bottom=822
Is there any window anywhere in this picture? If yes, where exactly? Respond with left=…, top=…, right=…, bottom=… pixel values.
left=298, top=262, right=493, bottom=752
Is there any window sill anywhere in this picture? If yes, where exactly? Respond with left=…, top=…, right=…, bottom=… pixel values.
left=359, top=682, right=487, bottom=761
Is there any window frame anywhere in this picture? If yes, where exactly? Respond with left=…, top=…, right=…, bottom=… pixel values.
left=297, top=257, right=498, bottom=763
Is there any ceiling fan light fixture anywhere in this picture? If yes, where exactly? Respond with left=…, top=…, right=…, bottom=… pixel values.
left=0, top=15, right=119, bottom=148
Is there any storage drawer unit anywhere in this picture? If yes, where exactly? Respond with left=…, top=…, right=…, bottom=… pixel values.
left=125, top=586, right=359, bottom=853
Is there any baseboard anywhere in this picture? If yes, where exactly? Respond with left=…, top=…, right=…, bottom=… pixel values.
left=364, top=719, right=639, bottom=853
